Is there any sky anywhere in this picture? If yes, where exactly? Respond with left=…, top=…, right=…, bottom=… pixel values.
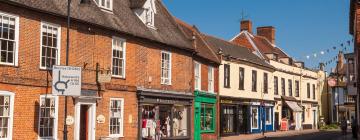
left=163, top=0, right=353, bottom=72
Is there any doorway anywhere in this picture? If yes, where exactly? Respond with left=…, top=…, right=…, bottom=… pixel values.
left=74, top=100, right=96, bottom=140
left=238, top=105, right=248, bottom=134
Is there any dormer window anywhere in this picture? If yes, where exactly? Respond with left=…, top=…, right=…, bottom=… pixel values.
left=145, top=9, right=155, bottom=27
left=132, top=0, right=157, bottom=29
left=94, top=0, right=112, bottom=11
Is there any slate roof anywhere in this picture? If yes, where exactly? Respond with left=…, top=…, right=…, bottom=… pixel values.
left=130, top=0, right=147, bottom=9
left=202, top=34, right=274, bottom=69
left=3, top=0, right=193, bottom=51
left=175, top=18, right=221, bottom=64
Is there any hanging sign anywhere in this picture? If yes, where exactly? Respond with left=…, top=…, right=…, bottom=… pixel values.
left=52, top=65, right=82, bottom=96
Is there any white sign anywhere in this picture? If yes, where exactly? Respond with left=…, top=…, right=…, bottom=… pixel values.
left=52, top=65, right=82, bottom=96
left=66, top=115, right=74, bottom=125
left=97, top=115, right=105, bottom=124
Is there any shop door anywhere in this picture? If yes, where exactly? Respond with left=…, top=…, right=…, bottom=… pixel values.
left=275, top=112, right=279, bottom=130
left=238, top=105, right=247, bottom=134
left=80, top=105, right=90, bottom=140
left=194, top=102, right=201, bottom=140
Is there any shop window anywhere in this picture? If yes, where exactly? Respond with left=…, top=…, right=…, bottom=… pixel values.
left=223, top=106, right=235, bottom=133
left=251, top=107, right=258, bottom=129
left=112, top=37, right=126, bottom=78
left=288, top=79, right=292, bottom=96
left=161, top=51, right=171, bottom=85
left=38, top=95, right=58, bottom=139
left=40, top=22, right=60, bottom=69
left=263, top=73, right=268, bottom=93
left=274, top=76, right=278, bottom=95
left=201, top=103, right=215, bottom=132
left=265, top=108, right=271, bottom=124
left=109, top=98, right=124, bottom=137
left=194, top=62, right=201, bottom=90
left=141, top=105, right=188, bottom=139
left=295, top=80, right=299, bottom=97
left=239, top=67, right=244, bottom=90
left=252, top=70, right=257, bottom=92
left=0, top=12, right=18, bottom=66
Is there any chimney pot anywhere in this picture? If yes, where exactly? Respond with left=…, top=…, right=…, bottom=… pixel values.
left=240, top=20, right=253, bottom=34
left=257, top=26, right=276, bottom=44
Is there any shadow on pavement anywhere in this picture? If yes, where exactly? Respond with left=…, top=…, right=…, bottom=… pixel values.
left=255, top=130, right=356, bottom=140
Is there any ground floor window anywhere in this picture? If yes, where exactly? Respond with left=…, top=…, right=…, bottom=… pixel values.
left=251, top=107, right=258, bottom=129
left=223, top=106, right=235, bottom=133
left=141, top=104, right=189, bottom=139
left=201, top=103, right=215, bottom=132
left=109, top=98, right=124, bottom=137
left=265, top=107, right=271, bottom=124
left=38, top=95, right=58, bottom=139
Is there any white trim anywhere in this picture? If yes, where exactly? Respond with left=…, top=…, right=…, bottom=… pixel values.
left=111, top=36, right=126, bottom=78
left=0, top=11, right=19, bottom=66
left=243, top=32, right=265, bottom=59
left=108, top=98, right=124, bottom=138
left=37, top=95, right=59, bottom=140
left=0, top=91, right=15, bottom=140
left=194, top=61, right=201, bottom=90
left=208, top=66, right=214, bottom=93
left=93, top=0, right=113, bottom=11
left=161, top=51, right=172, bottom=85
left=39, top=21, right=61, bottom=70
left=74, top=99, right=96, bottom=140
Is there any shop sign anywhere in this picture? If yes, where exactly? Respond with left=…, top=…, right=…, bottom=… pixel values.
left=250, top=101, right=273, bottom=106
left=52, top=65, right=82, bottom=96
left=66, top=116, right=74, bottom=125
left=97, top=115, right=105, bottom=124
left=221, top=100, right=233, bottom=104
left=98, top=71, right=111, bottom=83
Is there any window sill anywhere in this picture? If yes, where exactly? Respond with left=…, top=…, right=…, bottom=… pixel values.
left=0, top=63, right=18, bottom=68
left=111, top=75, right=125, bottom=80
left=107, top=135, right=124, bottom=138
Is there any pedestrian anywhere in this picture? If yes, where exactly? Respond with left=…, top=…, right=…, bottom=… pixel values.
left=340, top=117, right=347, bottom=135
left=351, top=116, right=358, bottom=139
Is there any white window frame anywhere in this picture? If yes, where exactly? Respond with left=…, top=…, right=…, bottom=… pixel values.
left=208, top=66, right=214, bottom=93
left=194, top=61, right=201, bottom=90
left=38, top=95, right=59, bottom=140
left=0, top=91, right=14, bottom=140
left=161, top=51, right=172, bottom=85
left=94, top=0, right=113, bottom=11
left=265, top=107, right=272, bottom=125
left=111, top=37, right=126, bottom=78
left=251, top=107, right=258, bottom=129
left=39, top=21, right=61, bottom=70
left=0, top=11, right=19, bottom=66
left=109, top=98, right=124, bottom=137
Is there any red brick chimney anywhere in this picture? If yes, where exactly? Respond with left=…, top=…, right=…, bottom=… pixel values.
left=240, top=20, right=252, bottom=34
left=257, top=26, right=275, bottom=44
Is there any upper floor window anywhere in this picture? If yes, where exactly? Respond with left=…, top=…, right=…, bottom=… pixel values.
left=288, top=79, right=292, bottom=96
left=274, top=76, right=278, bottom=95
left=224, top=64, right=230, bottom=88
left=252, top=70, right=257, bottom=92
left=109, top=98, right=124, bottom=137
left=239, top=67, right=244, bottom=90
left=40, top=22, right=60, bottom=69
left=307, top=83, right=310, bottom=98
left=0, top=12, right=18, bottom=66
left=281, top=78, right=285, bottom=96
left=38, top=95, right=58, bottom=139
left=145, top=9, right=155, bottom=27
left=94, top=0, right=113, bottom=11
left=208, top=66, right=214, bottom=93
left=312, top=84, right=316, bottom=100
left=0, top=91, right=14, bottom=139
left=112, top=37, right=126, bottom=78
left=295, top=80, right=300, bottom=97
left=161, top=51, right=171, bottom=85
left=194, top=62, right=201, bottom=90
left=263, top=73, right=268, bottom=94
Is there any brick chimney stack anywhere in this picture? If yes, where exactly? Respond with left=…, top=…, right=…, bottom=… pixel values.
left=257, top=26, right=275, bottom=44
left=240, top=20, right=253, bottom=34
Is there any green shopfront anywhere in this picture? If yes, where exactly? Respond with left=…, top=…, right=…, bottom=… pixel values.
left=194, top=90, right=217, bottom=140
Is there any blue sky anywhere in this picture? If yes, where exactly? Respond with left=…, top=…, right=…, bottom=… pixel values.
left=163, top=0, right=353, bottom=71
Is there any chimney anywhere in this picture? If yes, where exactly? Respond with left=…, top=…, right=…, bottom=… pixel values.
left=257, top=26, right=275, bottom=44
left=240, top=20, right=252, bottom=34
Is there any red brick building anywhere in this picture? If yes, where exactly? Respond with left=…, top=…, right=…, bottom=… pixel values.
left=0, top=0, right=197, bottom=140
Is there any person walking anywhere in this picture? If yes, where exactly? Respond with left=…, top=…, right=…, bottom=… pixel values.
left=340, top=117, right=347, bottom=135
left=351, top=116, right=358, bottom=139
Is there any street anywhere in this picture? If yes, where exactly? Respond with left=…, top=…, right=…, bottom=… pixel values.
left=222, top=130, right=357, bottom=140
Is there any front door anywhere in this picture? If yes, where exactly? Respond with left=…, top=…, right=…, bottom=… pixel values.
left=275, top=112, right=279, bottom=130
left=238, top=105, right=247, bottom=134
left=80, top=105, right=90, bottom=140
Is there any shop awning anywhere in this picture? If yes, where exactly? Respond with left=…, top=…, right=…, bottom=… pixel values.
left=285, top=101, right=302, bottom=112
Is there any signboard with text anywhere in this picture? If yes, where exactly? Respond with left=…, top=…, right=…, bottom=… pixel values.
left=52, top=65, right=82, bottom=96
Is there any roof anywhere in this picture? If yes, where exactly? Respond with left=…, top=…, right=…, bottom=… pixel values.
left=130, top=0, right=147, bottom=9
left=3, top=0, right=194, bottom=51
left=175, top=18, right=221, bottom=64
left=201, top=34, right=274, bottom=69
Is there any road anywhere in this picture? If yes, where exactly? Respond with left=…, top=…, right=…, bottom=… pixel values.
left=257, top=130, right=355, bottom=140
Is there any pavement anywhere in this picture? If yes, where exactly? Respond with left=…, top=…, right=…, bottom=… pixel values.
left=221, top=129, right=357, bottom=140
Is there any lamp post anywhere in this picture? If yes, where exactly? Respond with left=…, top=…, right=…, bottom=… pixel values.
left=336, top=61, right=340, bottom=123
left=63, top=0, right=71, bottom=140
